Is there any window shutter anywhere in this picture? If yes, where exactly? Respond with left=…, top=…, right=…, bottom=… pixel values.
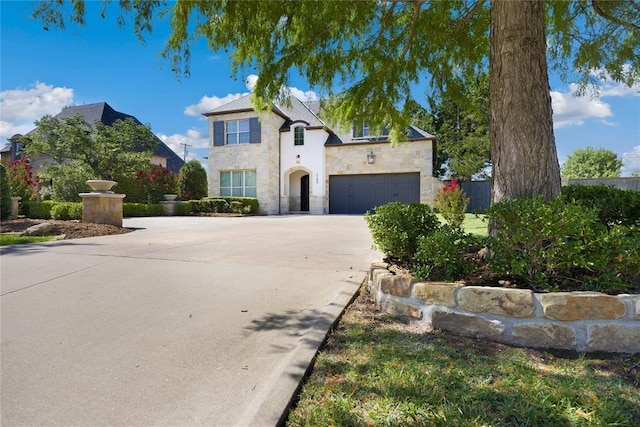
left=213, top=121, right=225, bottom=146
left=249, top=118, right=261, bottom=143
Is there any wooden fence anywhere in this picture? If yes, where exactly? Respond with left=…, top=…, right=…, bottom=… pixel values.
left=457, top=177, right=640, bottom=213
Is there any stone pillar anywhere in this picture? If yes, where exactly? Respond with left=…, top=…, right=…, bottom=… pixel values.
left=10, top=196, right=21, bottom=219
left=80, top=193, right=126, bottom=227
left=161, top=194, right=178, bottom=216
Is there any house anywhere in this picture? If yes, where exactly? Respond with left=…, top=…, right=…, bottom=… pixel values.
left=1, top=102, right=184, bottom=174
left=204, top=94, right=441, bottom=215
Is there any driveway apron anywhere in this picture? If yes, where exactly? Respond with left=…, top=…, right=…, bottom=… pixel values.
left=1, top=215, right=381, bottom=426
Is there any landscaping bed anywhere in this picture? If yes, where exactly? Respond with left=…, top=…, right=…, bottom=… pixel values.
left=0, top=218, right=132, bottom=240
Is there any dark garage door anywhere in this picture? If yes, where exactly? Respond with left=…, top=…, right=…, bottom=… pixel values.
left=329, top=173, right=420, bottom=214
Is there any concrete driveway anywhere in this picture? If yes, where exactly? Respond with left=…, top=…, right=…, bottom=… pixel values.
left=1, top=215, right=381, bottom=426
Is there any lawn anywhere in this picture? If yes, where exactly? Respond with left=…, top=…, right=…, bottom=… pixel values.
left=287, top=287, right=640, bottom=426
left=436, top=213, right=488, bottom=236
left=0, top=234, right=54, bottom=246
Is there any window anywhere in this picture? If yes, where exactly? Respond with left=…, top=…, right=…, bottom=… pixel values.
left=294, top=126, right=304, bottom=146
left=226, top=119, right=250, bottom=145
left=353, top=121, right=389, bottom=139
left=220, top=170, right=257, bottom=197
left=353, top=121, right=371, bottom=138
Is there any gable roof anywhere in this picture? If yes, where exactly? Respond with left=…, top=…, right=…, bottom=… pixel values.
left=29, top=102, right=184, bottom=174
left=203, top=94, right=435, bottom=144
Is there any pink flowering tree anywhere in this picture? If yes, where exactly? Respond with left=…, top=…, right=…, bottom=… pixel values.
left=5, top=158, right=39, bottom=203
left=434, top=178, right=469, bottom=229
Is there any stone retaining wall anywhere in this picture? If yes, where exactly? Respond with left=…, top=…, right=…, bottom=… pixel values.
left=369, top=262, right=640, bottom=354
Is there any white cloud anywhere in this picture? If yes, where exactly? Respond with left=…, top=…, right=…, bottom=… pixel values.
left=184, top=93, right=248, bottom=116
left=245, top=74, right=258, bottom=91
left=0, top=82, right=74, bottom=141
left=621, top=145, right=640, bottom=177
left=591, top=67, right=640, bottom=98
left=156, top=128, right=209, bottom=166
left=551, top=84, right=613, bottom=129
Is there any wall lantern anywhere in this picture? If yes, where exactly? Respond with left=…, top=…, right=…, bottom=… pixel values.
left=366, top=151, right=376, bottom=164
left=296, top=154, right=301, bottom=163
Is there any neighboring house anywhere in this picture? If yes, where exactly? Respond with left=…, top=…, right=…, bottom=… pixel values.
left=204, top=94, right=441, bottom=215
left=1, top=102, right=184, bottom=174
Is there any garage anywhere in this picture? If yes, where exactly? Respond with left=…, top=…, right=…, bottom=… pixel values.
left=329, top=173, right=420, bottom=214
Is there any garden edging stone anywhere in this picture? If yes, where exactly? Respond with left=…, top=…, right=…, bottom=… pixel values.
left=369, top=262, right=640, bottom=353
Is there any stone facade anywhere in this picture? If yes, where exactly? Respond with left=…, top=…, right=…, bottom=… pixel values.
left=80, top=193, right=125, bottom=227
left=207, top=110, right=282, bottom=215
left=369, top=264, right=640, bottom=353
left=325, top=141, right=440, bottom=206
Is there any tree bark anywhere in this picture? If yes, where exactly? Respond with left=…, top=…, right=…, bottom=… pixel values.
left=489, top=0, right=561, bottom=203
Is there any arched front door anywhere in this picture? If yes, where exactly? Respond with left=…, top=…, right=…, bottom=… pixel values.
left=300, top=174, right=309, bottom=212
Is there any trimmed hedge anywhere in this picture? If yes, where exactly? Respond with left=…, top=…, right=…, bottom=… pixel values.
left=50, top=202, right=82, bottom=220
left=27, top=201, right=56, bottom=219
left=188, top=197, right=259, bottom=214
left=123, top=203, right=164, bottom=217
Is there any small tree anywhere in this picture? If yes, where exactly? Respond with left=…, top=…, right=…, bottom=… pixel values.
left=434, top=179, right=469, bottom=229
left=6, top=158, right=39, bottom=203
left=0, top=164, right=12, bottom=219
left=561, top=146, right=623, bottom=178
left=178, top=160, right=208, bottom=200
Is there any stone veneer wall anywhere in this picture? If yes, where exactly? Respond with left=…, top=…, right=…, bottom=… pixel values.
left=80, top=193, right=126, bottom=227
left=369, top=262, right=640, bottom=354
left=325, top=140, right=441, bottom=207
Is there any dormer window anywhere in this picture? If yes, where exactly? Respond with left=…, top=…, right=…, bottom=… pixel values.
left=294, top=126, right=305, bottom=146
left=353, top=121, right=389, bottom=139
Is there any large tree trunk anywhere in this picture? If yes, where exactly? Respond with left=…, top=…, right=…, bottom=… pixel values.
left=489, top=0, right=561, bottom=203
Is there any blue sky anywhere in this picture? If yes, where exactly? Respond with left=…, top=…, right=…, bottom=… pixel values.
left=1, top=1, right=639, bottom=175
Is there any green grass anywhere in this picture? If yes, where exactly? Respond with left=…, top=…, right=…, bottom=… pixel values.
left=0, top=234, right=55, bottom=246
left=287, top=288, right=640, bottom=426
left=437, top=213, right=488, bottom=236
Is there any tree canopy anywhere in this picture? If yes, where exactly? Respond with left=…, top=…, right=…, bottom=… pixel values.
left=424, top=73, right=490, bottom=180
left=561, top=146, right=623, bottom=179
left=32, top=0, right=640, bottom=202
left=25, top=114, right=158, bottom=181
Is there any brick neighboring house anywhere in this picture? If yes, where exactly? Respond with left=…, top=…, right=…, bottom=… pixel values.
left=204, top=94, right=440, bottom=215
left=1, top=102, right=184, bottom=174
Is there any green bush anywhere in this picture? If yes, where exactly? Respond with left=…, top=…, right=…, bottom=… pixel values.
left=364, top=201, right=440, bottom=261
left=176, top=201, right=193, bottom=215
left=486, top=196, right=638, bottom=292
left=50, top=202, right=82, bottom=220
left=27, top=201, right=56, bottom=219
left=434, top=179, right=469, bottom=229
left=123, top=203, right=163, bottom=217
left=230, top=200, right=243, bottom=213
left=188, top=197, right=258, bottom=214
left=562, top=184, right=640, bottom=227
left=414, top=225, right=484, bottom=281
left=0, top=164, right=11, bottom=220
left=178, top=160, right=208, bottom=200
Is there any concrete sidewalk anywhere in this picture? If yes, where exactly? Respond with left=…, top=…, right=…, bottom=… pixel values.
left=1, top=215, right=381, bottom=426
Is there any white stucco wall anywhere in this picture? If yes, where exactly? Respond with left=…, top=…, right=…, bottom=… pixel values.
left=280, top=124, right=328, bottom=214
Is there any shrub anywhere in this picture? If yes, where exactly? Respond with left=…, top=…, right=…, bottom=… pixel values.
left=50, top=202, right=82, bottom=220
left=45, top=163, right=93, bottom=202
left=178, top=160, right=208, bottom=200
left=364, top=201, right=440, bottom=261
left=27, top=201, right=56, bottom=219
left=414, top=225, right=484, bottom=281
left=434, top=179, right=469, bottom=229
left=123, top=203, right=163, bottom=217
left=176, top=201, right=193, bottom=215
left=0, top=164, right=11, bottom=219
left=6, top=158, right=39, bottom=204
left=116, top=165, right=178, bottom=204
left=230, top=200, right=243, bottom=213
left=486, top=196, right=638, bottom=292
left=562, top=184, right=640, bottom=227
